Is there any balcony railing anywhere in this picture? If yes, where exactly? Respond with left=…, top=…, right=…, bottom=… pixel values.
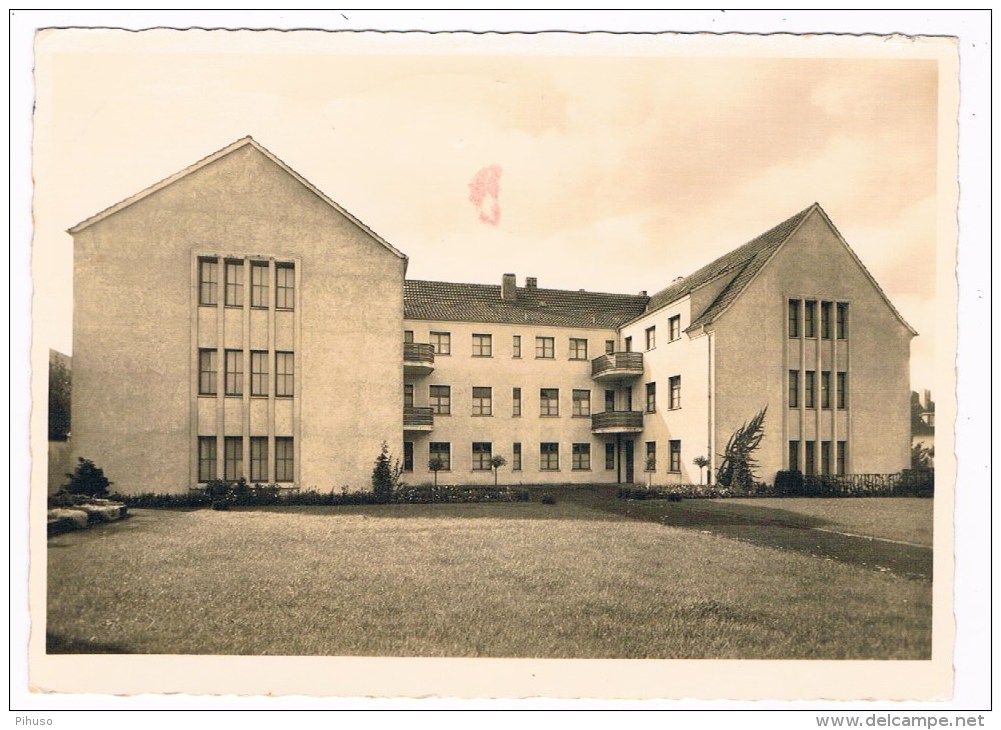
left=591, top=352, right=644, bottom=380
left=403, top=405, right=434, bottom=430
left=403, top=342, right=435, bottom=376
left=591, top=410, right=644, bottom=433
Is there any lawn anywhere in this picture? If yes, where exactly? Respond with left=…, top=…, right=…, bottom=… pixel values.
left=47, top=501, right=932, bottom=659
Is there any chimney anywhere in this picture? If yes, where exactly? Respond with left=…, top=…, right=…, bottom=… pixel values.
left=501, top=273, right=517, bottom=301
left=525, top=277, right=538, bottom=289
left=638, top=290, right=647, bottom=296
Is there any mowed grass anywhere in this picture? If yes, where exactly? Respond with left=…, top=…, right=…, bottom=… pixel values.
left=47, top=502, right=931, bottom=659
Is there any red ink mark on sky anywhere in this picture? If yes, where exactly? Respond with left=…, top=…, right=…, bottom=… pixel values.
left=468, top=165, right=502, bottom=226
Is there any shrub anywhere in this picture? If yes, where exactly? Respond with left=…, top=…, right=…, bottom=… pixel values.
left=371, top=441, right=404, bottom=503
left=773, top=470, right=804, bottom=496
left=64, top=457, right=113, bottom=497
left=540, top=493, right=556, bottom=505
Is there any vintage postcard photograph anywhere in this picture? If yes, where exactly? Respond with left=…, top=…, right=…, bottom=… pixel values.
left=25, top=22, right=965, bottom=702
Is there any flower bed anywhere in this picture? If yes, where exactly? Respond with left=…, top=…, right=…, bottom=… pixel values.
left=47, top=494, right=127, bottom=536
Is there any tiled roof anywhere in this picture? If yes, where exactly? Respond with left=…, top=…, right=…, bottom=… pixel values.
left=641, top=205, right=815, bottom=330
left=404, top=280, right=649, bottom=329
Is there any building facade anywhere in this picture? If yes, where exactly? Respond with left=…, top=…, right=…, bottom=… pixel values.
left=68, top=138, right=914, bottom=494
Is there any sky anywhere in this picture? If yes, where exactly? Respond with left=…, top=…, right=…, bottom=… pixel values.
left=31, top=28, right=950, bottom=392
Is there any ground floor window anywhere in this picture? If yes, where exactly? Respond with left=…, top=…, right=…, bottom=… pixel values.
left=605, top=442, right=615, bottom=470
left=669, top=440, right=681, bottom=473
left=821, top=440, right=832, bottom=475
left=472, top=442, right=492, bottom=470
left=572, top=443, right=590, bottom=471
left=512, top=442, right=522, bottom=471
left=788, top=440, right=800, bottom=472
left=540, top=442, right=559, bottom=471
left=403, top=441, right=414, bottom=472
left=275, top=437, right=294, bottom=482
left=198, top=436, right=216, bottom=482
left=804, top=441, right=816, bottom=476
left=837, top=440, right=847, bottom=475
left=250, top=437, right=268, bottom=482
left=224, top=436, right=242, bottom=481
left=429, top=442, right=451, bottom=471
left=645, top=441, right=656, bottom=471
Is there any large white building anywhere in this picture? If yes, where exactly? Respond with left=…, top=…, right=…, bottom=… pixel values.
left=67, top=138, right=915, bottom=494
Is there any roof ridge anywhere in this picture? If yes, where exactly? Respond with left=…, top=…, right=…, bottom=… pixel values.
left=405, top=278, right=648, bottom=300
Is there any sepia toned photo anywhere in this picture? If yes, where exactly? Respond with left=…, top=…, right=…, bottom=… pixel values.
left=27, top=23, right=962, bottom=701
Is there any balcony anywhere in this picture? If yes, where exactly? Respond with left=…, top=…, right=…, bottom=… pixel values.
left=403, top=406, right=434, bottom=432
left=591, top=410, right=644, bottom=434
left=591, top=352, right=644, bottom=381
left=403, top=342, right=435, bottom=376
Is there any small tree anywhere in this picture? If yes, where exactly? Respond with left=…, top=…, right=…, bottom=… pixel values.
left=716, top=407, right=767, bottom=491
left=693, top=455, right=710, bottom=485
left=911, top=443, right=934, bottom=470
left=64, top=457, right=112, bottom=497
left=371, top=441, right=403, bottom=503
left=645, top=454, right=656, bottom=487
left=490, top=455, right=507, bottom=486
left=428, top=456, right=445, bottom=487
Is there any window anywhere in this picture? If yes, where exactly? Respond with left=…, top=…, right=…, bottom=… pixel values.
left=605, top=340, right=615, bottom=354
left=225, top=350, right=243, bottom=396
left=430, top=331, right=451, bottom=355
left=512, top=335, right=521, bottom=358
left=836, top=303, right=849, bottom=340
left=805, top=371, right=816, bottom=409
left=472, top=442, right=492, bottom=471
left=472, top=334, right=492, bottom=357
left=572, top=443, right=591, bottom=471
left=472, top=386, right=492, bottom=416
left=604, top=390, right=615, bottom=412
left=569, top=338, right=588, bottom=360
left=669, top=315, right=681, bottom=342
left=804, top=441, right=816, bottom=476
left=275, top=437, right=294, bottom=482
left=199, top=349, right=218, bottom=395
left=250, top=437, right=268, bottom=482
left=199, top=258, right=218, bottom=305
left=540, top=388, right=559, bottom=417
left=540, top=443, right=559, bottom=471
left=536, top=336, right=555, bottom=359
left=275, top=263, right=295, bottom=310
left=821, top=301, right=832, bottom=339
left=804, top=300, right=817, bottom=338
left=624, top=386, right=633, bottom=411
left=429, top=385, right=451, bottom=415
left=198, top=436, right=216, bottom=482
left=837, top=441, right=847, bottom=475
left=225, top=260, right=244, bottom=307
left=837, top=371, right=847, bottom=410
left=821, top=441, right=832, bottom=476
left=669, top=440, right=681, bottom=473
left=403, top=442, right=414, bottom=472
left=788, top=370, right=800, bottom=408
left=224, top=436, right=242, bottom=481
left=645, top=382, right=656, bottom=413
left=669, top=376, right=681, bottom=410
left=250, top=262, right=269, bottom=308
left=275, top=352, right=294, bottom=397
left=512, top=387, right=522, bottom=417
left=251, top=351, right=269, bottom=396
left=429, top=442, right=451, bottom=471
left=645, top=326, right=656, bottom=350
left=821, top=371, right=831, bottom=409
left=605, top=443, right=615, bottom=470
left=512, top=442, right=522, bottom=471
left=788, top=299, right=801, bottom=338
left=624, top=336, right=632, bottom=352
left=403, top=383, right=414, bottom=408
left=789, top=440, right=800, bottom=472
left=645, top=441, right=656, bottom=471
left=572, top=389, right=591, bottom=417
left=403, top=330, right=414, bottom=344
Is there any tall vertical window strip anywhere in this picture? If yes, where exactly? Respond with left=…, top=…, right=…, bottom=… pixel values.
left=572, top=389, right=591, bottom=417
left=788, top=299, right=801, bottom=338
left=646, top=382, right=656, bottom=413
left=250, top=437, right=268, bottom=482
left=804, top=441, right=816, bottom=476
left=837, top=441, right=847, bottom=475
left=669, top=315, right=681, bottom=341
left=572, top=443, right=591, bottom=470
left=804, top=300, right=817, bottom=338
left=225, top=350, right=244, bottom=396
left=430, top=331, right=451, bottom=355
left=403, top=442, right=414, bottom=472
left=275, top=437, right=294, bottom=482
left=251, top=262, right=269, bottom=308
left=472, top=387, right=492, bottom=416
left=540, top=388, right=559, bottom=416
left=605, top=442, right=615, bottom=470
left=512, top=387, right=522, bottom=417
left=275, top=352, right=294, bottom=397
left=250, top=351, right=269, bottom=397
left=837, top=371, right=847, bottom=409
left=512, top=335, right=521, bottom=358
left=821, top=371, right=831, bottom=409
left=199, top=258, right=218, bottom=305
left=198, top=436, right=217, bottom=482
left=540, top=443, right=559, bottom=471
left=645, top=441, right=656, bottom=470
left=536, top=337, right=555, bottom=359
left=275, top=263, right=295, bottom=310
left=225, top=260, right=244, bottom=307
left=805, top=371, right=816, bottom=409
left=821, top=301, right=832, bottom=339
left=472, top=442, right=492, bottom=470
left=821, top=441, right=832, bottom=476
left=429, top=442, right=450, bottom=471
left=512, top=442, right=522, bottom=471
left=403, top=383, right=414, bottom=408
left=836, top=303, right=848, bottom=339
left=224, top=436, right=243, bottom=481
left=669, top=376, right=681, bottom=410
left=569, top=338, right=588, bottom=360
left=199, top=349, right=218, bottom=395
left=669, top=440, right=681, bottom=473
left=788, top=370, right=800, bottom=408
left=788, top=440, right=800, bottom=472
left=430, top=385, right=451, bottom=415
left=472, top=334, right=492, bottom=357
